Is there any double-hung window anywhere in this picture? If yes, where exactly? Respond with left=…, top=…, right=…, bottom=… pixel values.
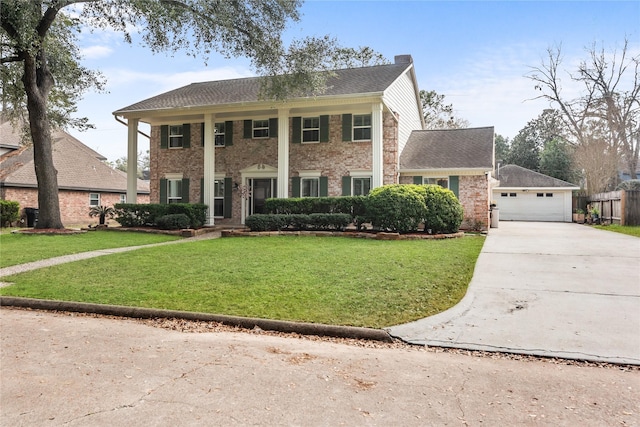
left=167, top=179, right=183, bottom=203
left=169, top=125, right=183, bottom=148
left=213, top=179, right=225, bottom=217
left=119, top=194, right=126, bottom=204
left=302, top=178, right=320, bottom=197
left=302, top=117, right=320, bottom=143
left=253, top=120, right=269, bottom=138
left=89, top=193, right=100, bottom=206
left=352, top=177, right=371, bottom=196
left=353, top=114, right=372, bottom=141
left=214, top=123, right=226, bottom=146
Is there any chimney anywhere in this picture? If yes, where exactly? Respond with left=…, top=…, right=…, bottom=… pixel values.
left=394, top=55, right=413, bottom=65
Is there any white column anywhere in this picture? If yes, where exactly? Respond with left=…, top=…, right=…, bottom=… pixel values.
left=277, top=108, right=289, bottom=198
left=126, top=118, right=139, bottom=203
left=371, top=102, right=384, bottom=188
left=203, top=114, right=216, bottom=226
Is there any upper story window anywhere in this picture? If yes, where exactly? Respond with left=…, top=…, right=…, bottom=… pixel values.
left=214, top=122, right=226, bottom=146
left=302, top=117, right=320, bottom=143
left=253, top=120, right=269, bottom=138
left=169, top=125, right=183, bottom=148
left=353, top=114, right=372, bottom=141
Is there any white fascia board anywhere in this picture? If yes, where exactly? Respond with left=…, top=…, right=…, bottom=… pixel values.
left=493, top=187, right=579, bottom=191
left=400, top=168, right=492, bottom=176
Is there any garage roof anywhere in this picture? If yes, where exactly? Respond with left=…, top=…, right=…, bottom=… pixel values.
left=495, top=165, right=579, bottom=188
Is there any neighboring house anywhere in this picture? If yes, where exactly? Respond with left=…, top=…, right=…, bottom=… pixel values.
left=0, top=120, right=150, bottom=225
left=399, top=127, right=495, bottom=229
left=492, top=164, right=579, bottom=222
left=113, top=55, right=493, bottom=228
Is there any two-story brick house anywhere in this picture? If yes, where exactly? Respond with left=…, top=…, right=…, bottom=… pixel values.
left=114, top=55, right=494, bottom=228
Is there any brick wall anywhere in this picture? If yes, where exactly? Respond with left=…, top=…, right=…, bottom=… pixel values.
left=2, top=187, right=149, bottom=226
left=151, top=112, right=399, bottom=220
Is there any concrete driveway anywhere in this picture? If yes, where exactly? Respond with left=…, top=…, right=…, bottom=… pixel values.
left=387, top=222, right=640, bottom=365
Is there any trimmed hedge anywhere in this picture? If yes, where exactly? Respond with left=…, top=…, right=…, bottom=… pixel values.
left=1, top=200, right=20, bottom=227
left=366, top=184, right=427, bottom=233
left=114, top=203, right=207, bottom=229
left=245, top=186, right=464, bottom=234
left=245, top=213, right=352, bottom=232
left=157, top=214, right=191, bottom=230
left=421, top=185, right=463, bottom=234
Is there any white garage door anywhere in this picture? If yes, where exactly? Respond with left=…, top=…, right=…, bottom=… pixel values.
left=493, top=190, right=566, bottom=222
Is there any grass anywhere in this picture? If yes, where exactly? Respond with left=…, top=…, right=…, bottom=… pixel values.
left=0, top=235, right=485, bottom=328
left=594, top=224, right=640, bottom=238
left=0, top=231, right=180, bottom=268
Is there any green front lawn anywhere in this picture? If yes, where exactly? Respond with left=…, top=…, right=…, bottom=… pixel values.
left=0, top=231, right=181, bottom=268
left=0, top=235, right=484, bottom=328
left=594, top=224, right=640, bottom=238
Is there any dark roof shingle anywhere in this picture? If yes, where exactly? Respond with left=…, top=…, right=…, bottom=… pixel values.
left=0, top=121, right=149, bottom=193
left=495, top=164, right=579, bottom=188
left=114, top=62, right=412, bottom=114
left=399, top=127, right=494, bottom=170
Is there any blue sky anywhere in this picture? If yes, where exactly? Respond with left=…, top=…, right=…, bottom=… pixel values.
left=69, top=0, right=640, bottom=162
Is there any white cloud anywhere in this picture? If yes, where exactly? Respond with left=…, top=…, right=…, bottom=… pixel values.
left=81, top=45, right=113, bottom=59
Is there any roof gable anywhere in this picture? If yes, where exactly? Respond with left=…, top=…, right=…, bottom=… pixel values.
left=495, top=164, right=579, bottom=188
left=399, top=127, right=495, bottom=170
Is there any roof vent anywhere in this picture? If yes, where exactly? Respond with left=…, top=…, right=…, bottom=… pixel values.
left=394, top=55, right=413, bottom=65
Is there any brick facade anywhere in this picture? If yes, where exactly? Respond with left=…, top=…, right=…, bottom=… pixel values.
left=1, top=187, right=149, bottom=226
left=151, top=112, right=399, bottom=221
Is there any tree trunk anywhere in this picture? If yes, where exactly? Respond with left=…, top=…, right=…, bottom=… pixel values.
left=23, top=51, right=64, bottom=229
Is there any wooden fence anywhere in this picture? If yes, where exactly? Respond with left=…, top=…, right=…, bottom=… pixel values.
left=588, top=190, right=640, bottom=226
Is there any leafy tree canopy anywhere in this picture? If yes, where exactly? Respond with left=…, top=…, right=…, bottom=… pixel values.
left=420, top=89, right=469, bottom=129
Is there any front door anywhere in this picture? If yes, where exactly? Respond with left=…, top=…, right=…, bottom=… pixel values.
left=249, top=178, right=277, bottom=215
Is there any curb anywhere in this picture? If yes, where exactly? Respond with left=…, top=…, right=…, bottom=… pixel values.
left=0, top=296, right=394, bottom=343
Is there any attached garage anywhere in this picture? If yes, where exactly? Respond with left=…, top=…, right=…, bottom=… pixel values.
left=493, top=165, right=579, bottom=223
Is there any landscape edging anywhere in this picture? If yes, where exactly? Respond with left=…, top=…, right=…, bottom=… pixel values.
left=0, top=296, right=394, bottom=343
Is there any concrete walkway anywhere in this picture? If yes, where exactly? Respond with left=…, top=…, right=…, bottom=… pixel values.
left=387, top=222, right=640, bottom=365
left=0, top=230, right=221, bottom=280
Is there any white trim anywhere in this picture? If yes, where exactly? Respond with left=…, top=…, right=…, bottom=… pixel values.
left=203, top=113, right=216, bottom=226
left=126, top=118, right=139, bottom=203
left=298, top=170, right=322, bottom=178
left=277, top=108, right=289, bottom=199
left=164, top=173, right=183, bottom=180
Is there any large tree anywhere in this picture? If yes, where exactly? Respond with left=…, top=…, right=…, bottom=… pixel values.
left=1, top=0, right=349, bottom=229
left=528, top=40, right=639, bottom=190
left=506, top=109, right=568, bottom=172
left=420, top=89, right=470, bottom=129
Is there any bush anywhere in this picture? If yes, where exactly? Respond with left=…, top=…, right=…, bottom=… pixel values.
left=114, top=203, right=207, bottom=228
left=616, top=180, right=640, bottom=191
left=0, top=200, right=20, bottom=227
left=421, top=185, right=463, bottom=234
left=264, top=196, right=365, bottom=216
left=366, top=184, right=427, bottom=233
left=245, top=214, right=286, bottom=231
left=245, top=213, right=352, bottom=232
left=166, top=203, right=207, bottom=228
left=156, top=214, right=191, bottom=230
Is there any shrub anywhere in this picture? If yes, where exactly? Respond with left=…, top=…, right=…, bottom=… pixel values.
left=366, top=184, right=427, bottom=233
left=245, top=214, right=286, bottom=231
left=156, top=214, right=191, bottom=230
left=308, top=213, right=352, bottom=230
left=245, top=213, right=352, bottom=232
left=616, top=180, right=640, bottom=191
left=114, top=203, right=207, bottom=228
left=88, top=205, right=115, bottom=225
left=421, top=185, right=463, bottom=234
left=0, top=200, right=20, bottom=227
left=166, top=203, right=207, bottom=228
left=264, top=196, right=364, bottom=217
